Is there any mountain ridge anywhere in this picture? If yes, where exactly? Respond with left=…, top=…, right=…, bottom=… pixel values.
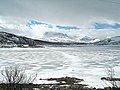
left=0, top=31, right=120, bottom=48
left=94, top=36, right=120, bottom=45
left=0, top=32, right=87, bottom=48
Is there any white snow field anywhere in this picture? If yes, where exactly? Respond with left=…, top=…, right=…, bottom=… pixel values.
left=0, top=46, right=120, bottom=88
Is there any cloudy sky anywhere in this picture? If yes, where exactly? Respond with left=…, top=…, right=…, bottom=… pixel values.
left=0, top=0, right=120, bottom=39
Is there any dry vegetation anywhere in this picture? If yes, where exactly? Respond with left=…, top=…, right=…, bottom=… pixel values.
left=0, top=66, right=120, bottom=90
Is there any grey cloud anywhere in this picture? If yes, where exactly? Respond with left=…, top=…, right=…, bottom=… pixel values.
left=0, top=0, right=120, bottom=25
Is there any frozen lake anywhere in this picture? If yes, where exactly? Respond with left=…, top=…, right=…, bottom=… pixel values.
left=0, top=46, right=120, bottom=88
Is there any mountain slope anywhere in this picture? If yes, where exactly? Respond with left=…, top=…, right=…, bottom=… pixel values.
left=0, top=32, right=87, bottom=48
left=0, top=32, right=56, bottom=47
left=43, top=32, right=74, bottom=42
left=94, top=36, right=120, bottom=45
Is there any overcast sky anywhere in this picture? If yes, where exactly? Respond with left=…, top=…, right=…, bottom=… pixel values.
left=0, top=0, right=120, bottom=39
left=0, top=0, right=120, bottom=25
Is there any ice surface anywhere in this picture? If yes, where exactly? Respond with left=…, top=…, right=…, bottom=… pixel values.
left=0, top=46, right=120, bottom=88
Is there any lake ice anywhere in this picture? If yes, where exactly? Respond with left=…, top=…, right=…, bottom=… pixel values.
left=0, top=46, right=120, bottom=88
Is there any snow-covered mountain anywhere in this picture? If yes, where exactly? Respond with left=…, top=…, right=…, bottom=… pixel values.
left=0, top=32, right=57, bottom=48
left=80, top=36, right=92, bottom=43
left=95, top=36, right=120, bottom=45
left=43, top=32, right=74, bottom=42
left=0, top=31, right=120, bottom=48
left=43, top=32, right=101, bottom=43
left=0, top=19, right=120, bottom=44
left=110, top=36, right=120, bottom=41
left=80, top=36, right=100, bottom=43
left=80, top=36, right=92, bottom=41
left=0, top=32, right=89, bottom=48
